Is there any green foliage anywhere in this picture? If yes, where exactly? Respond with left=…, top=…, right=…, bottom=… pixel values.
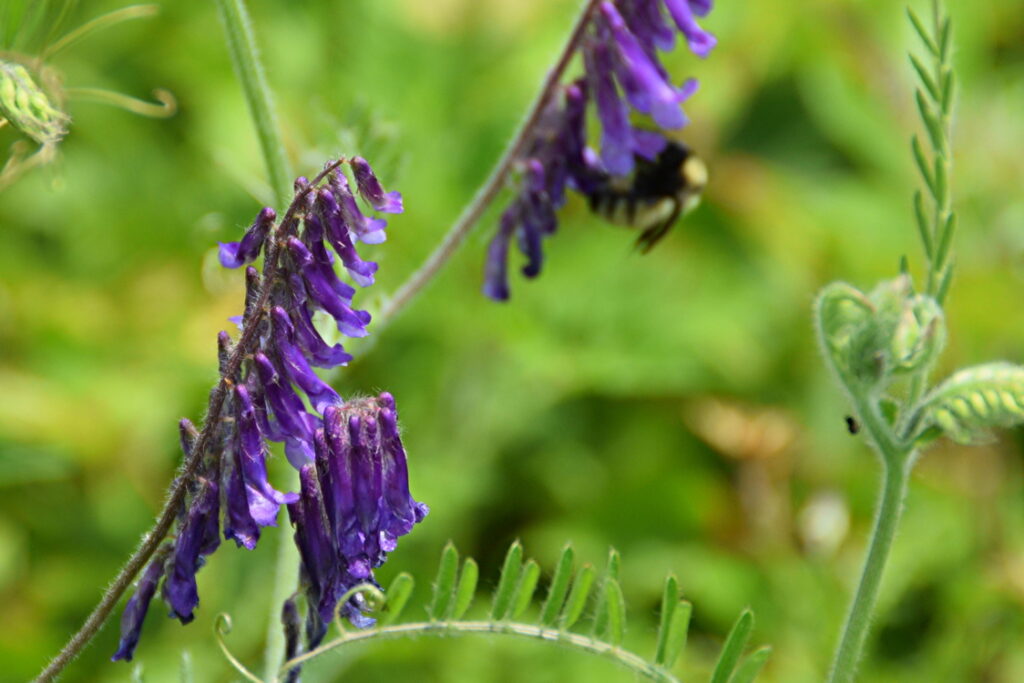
left=258, top=542, right=771, bottom=683
left=711, top=609, right=754, bottom=683
left=921, top=363, right=1024, bottom=444
left=6, top=0, right=1024, bottom=681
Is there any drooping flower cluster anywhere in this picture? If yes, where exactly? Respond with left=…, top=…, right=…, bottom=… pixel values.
left=291, top=394, right=429, bottom=647
left=483, top=0, right=715, bottom=300
left=112, top=159, right=428, bottom=663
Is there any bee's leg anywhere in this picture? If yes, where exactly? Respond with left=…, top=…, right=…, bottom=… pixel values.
left=635, top=201, right=682, bottom=254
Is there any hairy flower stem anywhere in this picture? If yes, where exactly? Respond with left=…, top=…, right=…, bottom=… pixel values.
left=376, top=0, right=601, bottom=327
left=215, top=0, right=293, bottom=207
left=827, top=392, right=914, bottom=683
left=279, top=620, right=678, bottom=683
left=35, top=163, right=341, bottom=683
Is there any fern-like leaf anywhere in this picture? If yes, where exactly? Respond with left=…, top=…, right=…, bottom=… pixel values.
left=922, top=363, right=1024, bottom=444
left=267, top=542, right=771, bottom=683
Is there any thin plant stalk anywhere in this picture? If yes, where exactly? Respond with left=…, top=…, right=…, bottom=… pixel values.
left=376, top=0, right=601, bottom=328
left=827, top=453, right=911, bottom=683
left=214, top=0, right=293, bottom=207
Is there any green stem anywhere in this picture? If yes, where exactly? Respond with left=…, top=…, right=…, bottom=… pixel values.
left=214, top=0, right=293, bottom=207
left=827, top=444, right=912, bottom=683
left=279, top=620, right=678, bottom=683
left=375, top=0, right=601, bottom=328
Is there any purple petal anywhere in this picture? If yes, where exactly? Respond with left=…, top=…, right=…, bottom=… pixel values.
left=163, top=481, right=219, bottom=624
left=584, top=38, right=634, bottom=176
left=253, top=352, right=316, bottom=466
left=330, top=170, right=388, bottom=244
left=317, top=190, right=380, bottom=286
left=111, top=552, right=166, bottom=661
left=235, top=384, right=300, bottom=510
left=270, top=307, right=342, bottom=412
left=662, top=0, right=717, bottom=57
left=600, top=3, right=688, bottom=129
left=219, top=207, right=275, bottom=268
left=286, top=237, right=372, bottom=338
left=632, top=128, right=670, bottom=160
left=483, top=206, right=517, bottom=301
left=223, top=434, right=261, bottom=550
left=351, top=157, right=404, bottom=214
left=378, top=407, right=428, bottom=538
left=290, top=303, right=353, bottom=369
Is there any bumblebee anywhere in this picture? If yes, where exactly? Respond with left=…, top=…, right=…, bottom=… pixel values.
left=586, top=140, right=707, bottom=253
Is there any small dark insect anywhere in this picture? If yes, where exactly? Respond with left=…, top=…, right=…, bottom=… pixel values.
left=586, top=140, right=707, bottom=252
left=845, top=416, right=860, bottom=435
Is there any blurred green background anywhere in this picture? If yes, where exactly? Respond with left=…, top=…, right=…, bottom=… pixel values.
left=2, top=0, right=1024, bottom=681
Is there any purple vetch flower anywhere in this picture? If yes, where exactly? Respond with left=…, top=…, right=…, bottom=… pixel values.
left=254, top=351, right=318, bottom=467
left=270, top=307, right=342, bottom=412
left=482, top=0, right=715, bottom=300
left=482, top=207, right=517, bottom=301
left=219, top=207, right=276, bottom=269
left=585, top=37, right=634, bottom=176
left=662, top=0, right=717, bottom=58
left=600, top=3, right=690, bottom=129
left=351, top=157, right=404, bottom=214
left=111, top=546, right=170, bottom=662
left=287, top=394, right=427, bottom=645
left=330, top=170, right=388, bottom=245
left=116, top=158, right=423, bottom=664
left=163, top=479, right=220, bottom=624
left=235, top=385, right=299, bottom=516
left=286, top=237, right=372, bottom=338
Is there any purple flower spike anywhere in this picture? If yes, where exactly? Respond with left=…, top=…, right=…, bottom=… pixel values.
left=163, top=480, right=219, bottom=624
left=351, top=157, right=404, bottom=214
left=662, top=0, right=717, bottom=58
left=330, top=170, right=388, bottom=244
left=270, top=307, right=342, bottom=412
left=111, top=550, right=167, bottom=661
left=219, top=207, right=276, bottom=269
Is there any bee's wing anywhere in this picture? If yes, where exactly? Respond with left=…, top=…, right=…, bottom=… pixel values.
left=634, top=201, right=682, bottom=254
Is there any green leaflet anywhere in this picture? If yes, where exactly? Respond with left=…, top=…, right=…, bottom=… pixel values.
left=922, top=363, right=1024, bottom=444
